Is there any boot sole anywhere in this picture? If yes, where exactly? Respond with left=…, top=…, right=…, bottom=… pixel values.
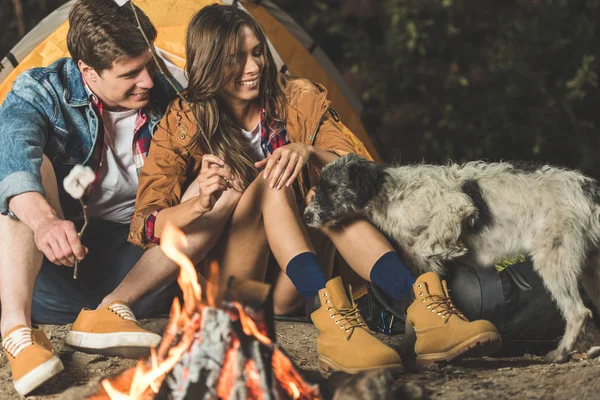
left=65, top=331, right=161, bottom=359
left=416, top=331, right=502, bottom=366
left=318, top=356, right=402, bottom=374
left=14, top=356, right=64, bottom=396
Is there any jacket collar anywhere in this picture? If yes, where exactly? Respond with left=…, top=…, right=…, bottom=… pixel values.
left=63, top=58, right=89, bottom=107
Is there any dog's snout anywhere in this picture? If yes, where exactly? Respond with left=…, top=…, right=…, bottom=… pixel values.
left=303, top=210, right=314, bottom=225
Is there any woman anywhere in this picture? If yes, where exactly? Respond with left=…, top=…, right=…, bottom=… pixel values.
left=130, top=4, right=500, bottom=371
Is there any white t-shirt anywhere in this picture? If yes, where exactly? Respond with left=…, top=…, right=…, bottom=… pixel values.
left=86, top=108, right=139, bottom=224
left=241, top=120, right=266, bottom=162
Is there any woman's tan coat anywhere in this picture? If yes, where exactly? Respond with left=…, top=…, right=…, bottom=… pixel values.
left=129, top=76, right=373, bottom=248
left=128, top=76, right=374, bottom=296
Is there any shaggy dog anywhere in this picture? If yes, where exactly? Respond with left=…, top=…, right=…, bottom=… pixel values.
left=303, top=153, right=600, bottom=362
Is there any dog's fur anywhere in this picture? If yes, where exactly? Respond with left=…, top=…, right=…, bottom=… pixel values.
left=303, top=153, right=600, bottom=362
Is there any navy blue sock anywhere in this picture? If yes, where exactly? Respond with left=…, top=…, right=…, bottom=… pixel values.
left=286, top=252, right=328, bottom=299
left=369, top=251, right=416, bottom=302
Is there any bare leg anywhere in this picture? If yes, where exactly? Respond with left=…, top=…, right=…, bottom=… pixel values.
left=100, top=183, right=239, bottom=307
left=321, top=219, right=398, bottom=281
left=273, top=228, right=336, bottom=315
left=0, top=156, right=62, bottom=336
left=219, top=177, right=314, bottom=291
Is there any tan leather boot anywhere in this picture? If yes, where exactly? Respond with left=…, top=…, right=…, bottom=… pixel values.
left=310, top=277, right=402, bottom=373
left=407, top=272, right=501, bottom=365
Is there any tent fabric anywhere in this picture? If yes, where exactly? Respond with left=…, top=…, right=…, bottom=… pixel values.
left=0, top=0, right=379, bottom=161
left=258, top=0, right=364, bottom=116
left=0, top=0, right=74, bottom=84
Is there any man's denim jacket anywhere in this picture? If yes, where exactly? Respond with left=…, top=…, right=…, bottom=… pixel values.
left=0, top=57, right=178, bottom=214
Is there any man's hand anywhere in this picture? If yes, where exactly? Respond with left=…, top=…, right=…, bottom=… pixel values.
left=8, top=191, right=88, bottom=267
left=34, top=216, right=87, bottom=266
left=255, top=143, right=313, bottom=189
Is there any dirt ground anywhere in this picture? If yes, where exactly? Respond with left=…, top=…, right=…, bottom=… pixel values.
left=2, top=319, right=600, bottom=399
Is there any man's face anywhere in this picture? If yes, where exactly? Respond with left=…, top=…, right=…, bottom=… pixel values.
left=79, top=50, right=155, bottom=111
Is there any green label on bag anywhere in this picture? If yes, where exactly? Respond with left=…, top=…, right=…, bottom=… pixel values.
left=495, top=254, right=527, bottom=272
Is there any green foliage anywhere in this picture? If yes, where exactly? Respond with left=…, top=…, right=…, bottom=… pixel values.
left=276, top=0, right=600, bottom=178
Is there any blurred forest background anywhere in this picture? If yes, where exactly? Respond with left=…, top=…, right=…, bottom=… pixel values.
left=2, top=0, right=599, bottom=175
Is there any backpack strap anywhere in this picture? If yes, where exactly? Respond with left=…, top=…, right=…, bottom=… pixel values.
left=473, top=266, right=506, bottom=326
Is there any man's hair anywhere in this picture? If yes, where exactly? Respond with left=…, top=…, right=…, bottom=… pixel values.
left=66, top=0, right=157, bottom=73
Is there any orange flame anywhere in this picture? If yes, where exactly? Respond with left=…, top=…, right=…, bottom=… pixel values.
left=161, top=223, right=202, bottom=312
left=101, top=223, right=202, bottom=399
left=216, top=339, right=240, bottom=398
left=232, top=302, right=272, bottom=345
left=205, top=260, right=220, bottom=307
left=245, top=360, right=262, bottom=399
left=100, top=222, right=320, bottom=400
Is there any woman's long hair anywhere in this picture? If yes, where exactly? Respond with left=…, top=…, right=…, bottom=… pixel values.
left=185, top=4, right=286, bottom=186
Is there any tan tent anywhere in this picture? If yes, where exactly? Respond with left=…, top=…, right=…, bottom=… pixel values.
left=0, top=0, right=380, bottom=161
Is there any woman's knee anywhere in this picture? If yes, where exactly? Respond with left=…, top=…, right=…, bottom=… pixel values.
left=243, top=176, right=297, bottom=208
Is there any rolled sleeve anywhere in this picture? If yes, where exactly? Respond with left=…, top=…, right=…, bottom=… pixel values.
left=0, top=171, right=45, bottom=213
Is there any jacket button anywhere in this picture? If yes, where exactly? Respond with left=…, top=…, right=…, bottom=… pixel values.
left=180, top=134, right=186, bottom=139
left=307, top=135, right=312, bottom=139
left=88, top=111, right=95, bottom=118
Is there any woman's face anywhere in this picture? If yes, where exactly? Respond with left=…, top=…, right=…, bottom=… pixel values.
left=220, top=27, right=264, bottom=107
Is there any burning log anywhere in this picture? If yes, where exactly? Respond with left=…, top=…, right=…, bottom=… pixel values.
left=90, top=223, right=321, bottom=400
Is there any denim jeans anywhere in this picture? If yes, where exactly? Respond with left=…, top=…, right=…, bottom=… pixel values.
left=31, top=218, right=178, bottom=324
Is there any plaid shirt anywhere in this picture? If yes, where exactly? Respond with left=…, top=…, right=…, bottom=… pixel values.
left=144, top=107, right=289, bottom=245
left=83, top=79, right=152, bottom=184
left=259, top=107, right=289, bottom=157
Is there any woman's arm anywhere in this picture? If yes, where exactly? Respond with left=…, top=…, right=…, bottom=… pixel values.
left=130, top=104, right=200, bottom=248
left=153, top=155, right=239, bottom=238
left=308, top=145, right=340, bottom=169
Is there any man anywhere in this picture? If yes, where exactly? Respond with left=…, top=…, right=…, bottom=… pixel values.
left=0, top=0, right=180, bottom=395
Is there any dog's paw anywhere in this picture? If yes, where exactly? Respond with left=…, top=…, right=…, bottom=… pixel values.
left=439, top=243, right=469, bottom=259
left=544, top=348, right=569, bottom=363
left=587, top=346, right=600, bottom=359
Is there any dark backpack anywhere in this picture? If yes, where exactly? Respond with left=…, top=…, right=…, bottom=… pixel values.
left=445, top=259, right=565, bottom=356
left=360, top=258, right=567, bottom=357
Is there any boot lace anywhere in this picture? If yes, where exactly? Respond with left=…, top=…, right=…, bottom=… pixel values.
left=425, top=295, right=465, bottom=319
left=109, top=303, right=138, bottom=323
left=2, top=327, right=34, bottom=358
left=328, top=304, right=367, bottom=334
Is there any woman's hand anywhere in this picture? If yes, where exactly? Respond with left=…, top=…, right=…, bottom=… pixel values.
left=255, top=143, right=313, bottom=189
left=194, top=154, right=237, bottom=213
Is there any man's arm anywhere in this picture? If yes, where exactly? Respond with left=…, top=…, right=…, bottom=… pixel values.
left=0, top=73, right=51, bottom=212
left=0, top=73, right=85, bottom=266
left=8, top=192, right=87, bottom=266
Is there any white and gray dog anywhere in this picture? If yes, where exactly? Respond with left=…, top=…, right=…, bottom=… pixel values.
left=303, top=153, right=600, bottom=362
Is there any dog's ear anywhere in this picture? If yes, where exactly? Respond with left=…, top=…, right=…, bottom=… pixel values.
left=348, top=156, right=386, bottom=208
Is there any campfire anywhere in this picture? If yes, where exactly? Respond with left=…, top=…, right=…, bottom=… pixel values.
left=90, top=223, right=321, bottom=400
